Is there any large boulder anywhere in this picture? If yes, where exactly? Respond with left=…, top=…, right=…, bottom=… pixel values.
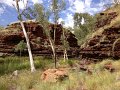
left=41, top=69, right=68, bottom=82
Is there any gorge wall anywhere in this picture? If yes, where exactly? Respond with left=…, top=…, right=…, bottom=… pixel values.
left=0, top=20, right=79, bottom=57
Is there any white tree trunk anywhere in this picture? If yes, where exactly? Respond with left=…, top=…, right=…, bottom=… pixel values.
left=14, top=0, right=36, bottom=72
left=20, top=22, right=36, bottom=72
left=63, top=28, right=68, bottom=62
left=64, top=49, right=68, bottom=62
left=48, top=37, right=57, bottom=68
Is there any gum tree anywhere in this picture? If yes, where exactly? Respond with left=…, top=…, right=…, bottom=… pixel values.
left=50, top=0, right=66, bottom=68
left=60, top=21, right=69, bottom=61
left=36, top=3, right=57, bottom=68
left=18, top=0, right=66, bottom=68
left=13, top=0, right=36, bottom=72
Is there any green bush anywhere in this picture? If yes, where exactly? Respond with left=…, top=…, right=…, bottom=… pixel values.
left=67, top=60, right=74, bottom=67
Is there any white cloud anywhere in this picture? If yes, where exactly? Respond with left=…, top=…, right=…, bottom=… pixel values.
left=64, top=13, right=74, bottom=28
left=73, top=0, right=85, bottom=13
left=67, top=0, right=113, bottom=14
left=0, top=0, right=14, bottom=7
left=68, top=0, right=85, bottom=13
left=0, top=0, right=114, bottom=28
left=0, top=0, right=27, bottom=9
left=31, top=0, right=43, bottom=4
left=58, top=18, right=64, bottom=24
left=64, top=0, right=93, bottom=28
left=85, top=0, right=92, bottom=8
left=81, top=17, right=85, bottom=25
left=0, top=0, right=43, bottom=9
left=64, top=0, right=114, bottom=27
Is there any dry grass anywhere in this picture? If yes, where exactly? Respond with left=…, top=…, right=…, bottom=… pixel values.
left=0, top=58, right=120, bottom=90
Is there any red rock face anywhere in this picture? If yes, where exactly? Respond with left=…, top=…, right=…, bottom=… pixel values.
left=0, top=21, right=79, bottom=57
left=95, top=12, right=118, bottom=29
left=80, top=12, right=120, bottom=60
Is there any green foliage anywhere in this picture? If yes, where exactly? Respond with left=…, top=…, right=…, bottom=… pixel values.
left=58, top=59, right=79, bottom=68
left=22, top=3, right=49, bottom=24
left=51, top=0, right=66, bottom=23
left=74, top=13, right=95, bottom=29
left=34, top=3, right=47, bottom=23
left=15, top=40, right=26, bottom=52
left=0, top=56, right=53, bottom=75
left=22, top=7, right=37, bottom=20
left=15, top=40, right=26, bottom=57
left=0, top=57, right=28, bottom=75
left=74, top=13, right=96, bottom=45
left=67, top=60, right=74, bottom=67
left=22, top=1, right=66, bottom=68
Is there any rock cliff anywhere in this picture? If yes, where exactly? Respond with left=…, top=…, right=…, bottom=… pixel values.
left=0, top=20, right=79, bottom=57
left=80, top=5, right=120, bottom=60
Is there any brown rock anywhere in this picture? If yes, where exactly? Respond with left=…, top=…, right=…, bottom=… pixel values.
left=104, top=63, right=115, bottom=72
left=41, top=69, right=68, bottom=82
left=0, top=20, right=79, bottom=57
left=80, top=11, right=120, bottom=60
left=95, top=12, right=118, bottom=29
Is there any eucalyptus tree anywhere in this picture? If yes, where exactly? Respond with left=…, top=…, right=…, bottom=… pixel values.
left=50, top=0, right=66, bottom=68
left=13, top=0, right=36, bottom=72
left=19, top=0, right=66, bottom=68
left=60, top=21, right=69, bottom=61
left=26, top=3, right=57, bottom=68
left=33, top=0, right=66, bottom=68
left=74, top=13, right=96, bottom=44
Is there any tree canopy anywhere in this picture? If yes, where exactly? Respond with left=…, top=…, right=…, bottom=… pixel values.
left=73, top=13, right=96, bottom=44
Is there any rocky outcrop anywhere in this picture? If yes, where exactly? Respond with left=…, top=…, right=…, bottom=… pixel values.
left=80, top=25, right=120, bottom=60
left=41, top=69, right=68, bottom=82
left=95, top=12, right=118, bottom=29
left=80, top=12, right=120, bottom=60
left=0, top=20, right=79, bottom=57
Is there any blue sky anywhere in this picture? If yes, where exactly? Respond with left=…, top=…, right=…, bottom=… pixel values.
left=0, top=0, right=113, bottom=28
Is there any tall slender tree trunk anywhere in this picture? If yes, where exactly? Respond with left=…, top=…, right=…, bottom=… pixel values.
left=52, top=0, right=58, bottom=68
left=20, top=22, right=36, bottom=72
left=64, top=49, right=68, bottom=62
left=54, top=26, right=57, bottom=68
left=63, top=28, right=68, bottom=62
left=14, top=0, right=36, bottom=72
left=48, top=36, right=57, bottom=68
